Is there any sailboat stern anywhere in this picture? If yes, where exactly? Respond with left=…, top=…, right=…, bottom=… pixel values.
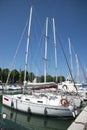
left=68, top=105, right=78, bottom=117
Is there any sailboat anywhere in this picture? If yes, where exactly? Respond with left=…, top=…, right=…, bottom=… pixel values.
left=2, top=6, right=78, bottom=117
left=57, top=38, right=87, bottom=102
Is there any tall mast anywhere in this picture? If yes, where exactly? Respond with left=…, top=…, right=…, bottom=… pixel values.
left=24, top=6, right=32, bottom=88
left=52, top=18, right=58, bottom=82
left=44, top=17, right=48, bottom=83
left=68, top=37, right=74, bottom=80
left=75, top=53, right=80, bottom=82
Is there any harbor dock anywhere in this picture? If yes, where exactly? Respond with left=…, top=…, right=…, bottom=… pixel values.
left=68, top=106, right=87, bottom=130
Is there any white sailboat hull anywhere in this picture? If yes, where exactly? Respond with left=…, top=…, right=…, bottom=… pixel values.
left=2, top=94, right=76, bottom=117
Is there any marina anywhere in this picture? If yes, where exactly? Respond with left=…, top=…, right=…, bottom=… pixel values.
left=1, top=6, right=80, bottom=118
left=0, top=1, right=87, bottom=130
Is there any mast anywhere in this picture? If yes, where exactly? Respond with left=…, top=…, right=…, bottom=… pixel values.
left=44, top=17, right=48, bottom=83
left=75, top=53, right=80, bottom=82
left=23, top=6, right=32, bottom=90
left=57, top=33, right=77, bottom=91
left=52, top=18, right=58, bottom=82
left=68, top=37, right=74, bottom=80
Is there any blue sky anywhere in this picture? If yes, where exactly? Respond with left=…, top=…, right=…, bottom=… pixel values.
left=0, top=0, right=87, bottom=81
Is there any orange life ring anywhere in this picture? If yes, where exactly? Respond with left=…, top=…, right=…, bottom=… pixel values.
left=61, top=99, right=68, bottom=107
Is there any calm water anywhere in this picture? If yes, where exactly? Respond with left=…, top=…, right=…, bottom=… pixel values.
left=0, top=90, right=84, bottom=130
left=0, top=104, right=74, bottom=130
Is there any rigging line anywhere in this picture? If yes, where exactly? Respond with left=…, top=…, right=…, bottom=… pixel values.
left=77, top=55, right=87, bottom=82
left=69, top=40, right=80, bottom=82
left=69, top=40, right=86, bottom=82
left=30, top=6, right=47, bottom=66
left=33, top=6, right=44, bottom=33
left=29, top=18, right=49, bottom=80
left=67, top=39, right=80, bottom=81
left=56, top=32, right=77, bottom=91
left=29, top=21, right=46, bottom=75
left=5, top=19, right=28, bottom=85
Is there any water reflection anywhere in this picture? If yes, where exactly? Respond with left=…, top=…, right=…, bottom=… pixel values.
left=0, top=105, right=74, bottom=130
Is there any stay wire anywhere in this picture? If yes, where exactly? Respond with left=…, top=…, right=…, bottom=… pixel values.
left=56, top=31, right=77, bottom=91
left=5, top=19, right=28, bottom=85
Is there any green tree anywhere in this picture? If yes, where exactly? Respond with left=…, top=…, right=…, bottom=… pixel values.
left=29, top=72, right=35, bottom=82
left=40, top=75, right=53, bottom=82
left=40, top=75, right=44, bottom=82
left=58, top=76, right=65, bottom=82
left=0, top=67, right=66, bottom=84
left=2, top=68, right=9, bottom=83
left=10, top=69, right=19, bottom=83
left=20, top=70, right=29, bottom=82
left=46, top=75, right=53, bottom=82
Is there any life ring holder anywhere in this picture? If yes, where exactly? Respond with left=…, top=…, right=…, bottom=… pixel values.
left=61, top=98, right=68, bottom=107
left=62, top=85, right=68, bottom=91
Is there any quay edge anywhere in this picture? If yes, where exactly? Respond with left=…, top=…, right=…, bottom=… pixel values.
left=67, top=106, right=87, bottom=130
